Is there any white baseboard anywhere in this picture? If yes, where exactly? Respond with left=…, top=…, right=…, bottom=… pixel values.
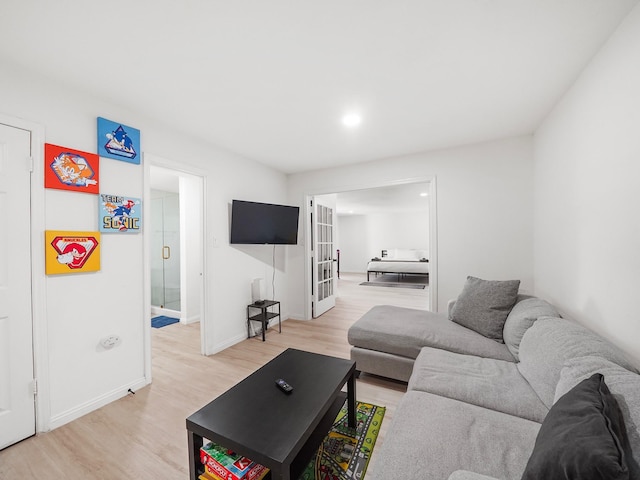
left=48, top=377, right=148, bottom=431
left=182, top=314, right=200, bottom=325
left=209, top=332, right=247, bottom=355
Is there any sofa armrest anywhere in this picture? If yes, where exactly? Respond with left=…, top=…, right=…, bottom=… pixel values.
left=447, top=298, right=457, bottom=320
left=447, top=470, right=501, bottom=480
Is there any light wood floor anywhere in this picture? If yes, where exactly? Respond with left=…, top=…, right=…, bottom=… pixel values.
left=0, top=273, right=428, bottom=479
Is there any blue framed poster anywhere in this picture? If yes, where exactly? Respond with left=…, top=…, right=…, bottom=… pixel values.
left=99, top=194, right=142, bottom=233
left=97, top=117, right=141, bottom=164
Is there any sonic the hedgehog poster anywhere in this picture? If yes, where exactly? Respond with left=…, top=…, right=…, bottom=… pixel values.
left=99, top=194, right=142, bottom=233
left=97, top=117, right=141, bottom=164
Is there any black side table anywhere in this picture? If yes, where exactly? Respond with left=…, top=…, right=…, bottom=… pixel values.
left=247, top=300, right=281, bottom=341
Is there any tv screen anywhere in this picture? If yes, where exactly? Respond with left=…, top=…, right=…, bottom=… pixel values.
left=230, top=200, right=300, bottom=245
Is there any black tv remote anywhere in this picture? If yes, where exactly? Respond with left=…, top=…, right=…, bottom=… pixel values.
left=275, top=378, right=293, bottom=393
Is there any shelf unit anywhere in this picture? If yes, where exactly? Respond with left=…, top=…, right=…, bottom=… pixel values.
left=246, top=300, right=281, bottom=341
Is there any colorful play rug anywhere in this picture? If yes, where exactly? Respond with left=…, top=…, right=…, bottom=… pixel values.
left=299, top=401, right=386, bottom=480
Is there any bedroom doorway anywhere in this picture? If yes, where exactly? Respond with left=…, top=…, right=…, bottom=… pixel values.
left=304, top=177, right=437, bottom=319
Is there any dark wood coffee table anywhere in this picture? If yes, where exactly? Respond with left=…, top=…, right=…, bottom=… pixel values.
left=186, top=348, right=357, bottom=480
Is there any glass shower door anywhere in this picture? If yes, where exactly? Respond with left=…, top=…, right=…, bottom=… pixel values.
left=151, top=190, right=181, bottom=312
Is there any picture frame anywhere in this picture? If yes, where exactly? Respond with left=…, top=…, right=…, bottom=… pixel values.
left=99, top=194, right=142, bottom=233
left=45, top=230, right=101, bottom=274
left=97, top=117, right=141, bottom=164
left=44, top=143, right=99, bottom=194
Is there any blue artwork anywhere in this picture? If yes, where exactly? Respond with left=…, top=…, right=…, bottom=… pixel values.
left=99, top=194, right=142, bottom=233
left=97, top=117, right=141, bottom=164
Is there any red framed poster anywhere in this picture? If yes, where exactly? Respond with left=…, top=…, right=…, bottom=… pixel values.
left=44, top=143, right=99, bottom=194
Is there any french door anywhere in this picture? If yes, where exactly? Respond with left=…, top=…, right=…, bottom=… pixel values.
left=311, top=197, right=336, bottom=317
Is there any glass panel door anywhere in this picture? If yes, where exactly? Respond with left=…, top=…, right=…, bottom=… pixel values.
left=313, top=199, right=335, bottom=317
left=151, top=190, right=181, bottom=312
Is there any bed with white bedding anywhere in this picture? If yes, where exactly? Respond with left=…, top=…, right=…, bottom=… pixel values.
left=366, top=248, right=429, bottom=281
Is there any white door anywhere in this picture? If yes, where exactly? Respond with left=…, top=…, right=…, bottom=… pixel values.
left=311, top=197, right=336, bottom=317
left=0, top=123, right=36, bottom=449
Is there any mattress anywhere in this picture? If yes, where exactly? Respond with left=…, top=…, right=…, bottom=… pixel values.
left=367, top=260, right=429, bottom=275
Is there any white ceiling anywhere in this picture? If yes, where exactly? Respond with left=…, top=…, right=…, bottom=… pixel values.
left=336, top=183, right=430, bottom=215
left=1, top=1, right=637, bottom=174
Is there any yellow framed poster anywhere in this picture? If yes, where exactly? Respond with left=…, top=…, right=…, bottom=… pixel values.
left=45, top=230, right=101, bottom=274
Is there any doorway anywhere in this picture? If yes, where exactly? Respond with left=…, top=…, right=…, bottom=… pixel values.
left=144, top=158, right=207, bottom=385
left=149, top=165, right=204, bottom=325
left=304, top=177, right=438, bottom=319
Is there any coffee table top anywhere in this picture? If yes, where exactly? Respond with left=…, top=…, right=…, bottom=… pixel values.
left=186, top=348, right=355, bottom=468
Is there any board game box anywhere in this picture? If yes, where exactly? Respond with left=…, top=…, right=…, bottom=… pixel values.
left=200, top=442, right=269, bottom=480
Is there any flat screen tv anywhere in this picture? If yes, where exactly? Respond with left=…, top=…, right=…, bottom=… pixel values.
left=230, top=200, right=300, bottom=245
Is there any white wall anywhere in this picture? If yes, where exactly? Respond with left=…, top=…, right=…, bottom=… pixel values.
left=0, top=61, right=288, bottom=429
left=287, top=136, right=534, bottom=317
left=180, top=174, right=203, bottom=324
left=533, top=4, right=640, bottom=364
left=338, top=211, right=429, bottom=273
left=337, top=215, right=368, bottom=273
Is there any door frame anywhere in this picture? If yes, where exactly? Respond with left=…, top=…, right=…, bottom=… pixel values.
left=303, top=175, right=438, bottom=319
left=143, top=153, right=208, bottom=383
left=0, top=112, right=50, bottom=433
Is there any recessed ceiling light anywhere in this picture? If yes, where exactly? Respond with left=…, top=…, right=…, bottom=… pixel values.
left=420, top=192, right=428, bottom=197
left=342, top=113, right=362, bottom=128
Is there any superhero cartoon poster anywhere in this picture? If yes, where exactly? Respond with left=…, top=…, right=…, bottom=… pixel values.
left=45, top=231, right=101, bottom=274
left=44, top=143, right=100, bottom=194
left=97, top=117, right=141, bottom=164
left=99, top=194, right=142, bottom=233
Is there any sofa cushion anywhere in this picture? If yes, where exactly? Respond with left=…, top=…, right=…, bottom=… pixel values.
left=408, top=347, right=548, bottom=423
left=521, top=373, right=636, bottom=480
left=502, top=296, right=559, bottom=361
left=517, top=317, right=638, bottom=408
left=370, top=391, right=540, bottom=480
left=348, top=305, right=515, bottom=363
left=350, top=347, right=415, bottom=382
left=450, top=276, right=520, bottom=343
left=554, top=356, right=640, bottom=471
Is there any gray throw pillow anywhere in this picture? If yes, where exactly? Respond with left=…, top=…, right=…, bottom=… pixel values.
left=450, top=276, right=520, bottom=343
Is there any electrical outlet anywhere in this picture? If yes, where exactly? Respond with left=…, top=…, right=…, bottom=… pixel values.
left=101, top=335, right=121, bottom=349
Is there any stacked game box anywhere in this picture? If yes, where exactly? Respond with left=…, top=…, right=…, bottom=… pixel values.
left=200, top=442, right=269, bottom=480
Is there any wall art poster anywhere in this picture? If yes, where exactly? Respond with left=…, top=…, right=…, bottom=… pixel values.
left=99, top=194, right=142, bottom=233
left=97, top=117, right=141, bottom=164
left=45, top=230, right=101, bottom=274
left=44, top=143, right=100, bottom=194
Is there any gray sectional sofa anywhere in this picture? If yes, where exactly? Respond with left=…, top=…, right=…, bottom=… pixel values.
left=348, top=277, right=640, bottom=479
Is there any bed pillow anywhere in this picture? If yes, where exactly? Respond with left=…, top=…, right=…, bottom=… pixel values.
left=450, top=276, right=520, bottom=343
left=521, top=373, right=635, bottom=480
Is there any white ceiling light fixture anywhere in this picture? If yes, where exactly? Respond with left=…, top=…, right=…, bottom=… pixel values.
left=342, top=112, right=362, bottom=128
left=420, top=192, right=428, bottom=197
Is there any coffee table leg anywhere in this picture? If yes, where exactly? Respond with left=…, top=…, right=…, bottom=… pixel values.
left=347, top=371, right=356, bottom=428
left=188, top=430, right=202, bottom=480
